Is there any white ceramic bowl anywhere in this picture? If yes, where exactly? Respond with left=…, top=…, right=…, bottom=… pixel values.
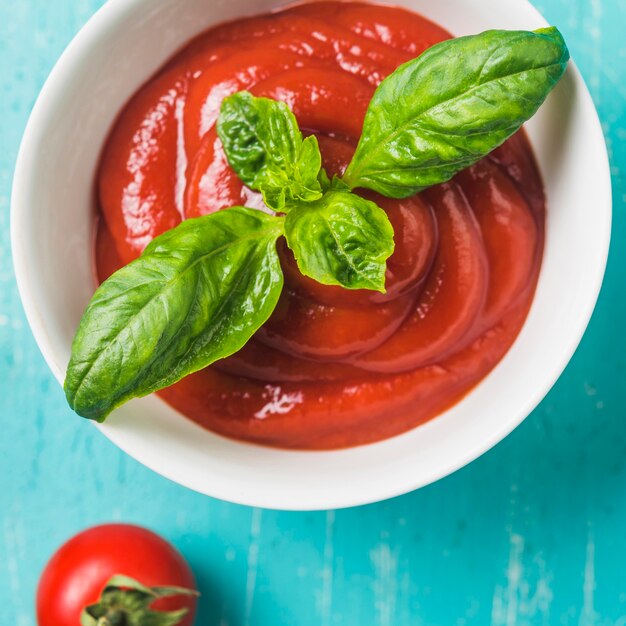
left=11, top=0, right=611, bottom=510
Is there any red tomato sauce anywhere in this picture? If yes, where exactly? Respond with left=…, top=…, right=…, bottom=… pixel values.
left=96, top=1, right=545, bottom=449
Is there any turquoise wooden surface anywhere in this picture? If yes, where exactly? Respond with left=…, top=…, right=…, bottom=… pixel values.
left=1, top=0, right=624, bottom=623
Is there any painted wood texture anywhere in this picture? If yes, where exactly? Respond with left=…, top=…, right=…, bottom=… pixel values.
left=0, top=0, right=624, bottom=624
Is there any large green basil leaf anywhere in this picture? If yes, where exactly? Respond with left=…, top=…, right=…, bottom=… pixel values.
left=65, top=207, right=284, bottom=422
left=217, top=91, right=324, bottom=210
left=284, top=191, right=394, bottom=292
left=343, top=27, right=569, bottom=198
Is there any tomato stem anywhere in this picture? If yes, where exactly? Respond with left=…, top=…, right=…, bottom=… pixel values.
left=80, top=575, right=198, bottom=626
left=96, top=611, right=127, bottom=626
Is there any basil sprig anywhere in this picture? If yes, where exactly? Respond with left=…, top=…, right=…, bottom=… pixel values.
left=217, top=90, right=395, bottom=292
left=65, top=27, right=568, bottom=421
left=343, top=27, right=569, bottom=197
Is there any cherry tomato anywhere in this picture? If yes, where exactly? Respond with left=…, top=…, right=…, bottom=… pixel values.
left=36, top=523, right=197, bottom=626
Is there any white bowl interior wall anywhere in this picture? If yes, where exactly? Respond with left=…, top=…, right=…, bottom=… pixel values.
left=11, top=0, right=611, bottom=509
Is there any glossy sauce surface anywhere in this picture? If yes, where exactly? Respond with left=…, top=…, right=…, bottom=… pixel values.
left=96, top=2, right=545, bottom=449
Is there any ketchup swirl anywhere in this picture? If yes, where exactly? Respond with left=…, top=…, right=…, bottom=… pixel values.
left=96, top=2, right=545, bottom=449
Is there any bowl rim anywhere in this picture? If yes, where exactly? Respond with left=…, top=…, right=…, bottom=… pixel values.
left=11, top=0, right=612, bottom=510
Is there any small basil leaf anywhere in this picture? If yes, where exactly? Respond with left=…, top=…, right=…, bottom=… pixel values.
left=330, top=175, right=351, bottom=191
left=318, top=167, right=332, bottom=192
left=217, top=91, right=324, bottom=210
left=293, top=135, right=324, bottom=201
left=64, top=207, right=284, bottom=422
left=284, top=191, right=394, bottom=292
left=343, top=27, right=569, bottom=197
left=217, top=91, right=300, bottom=187
left=256, top=167, right=288, bottom=212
